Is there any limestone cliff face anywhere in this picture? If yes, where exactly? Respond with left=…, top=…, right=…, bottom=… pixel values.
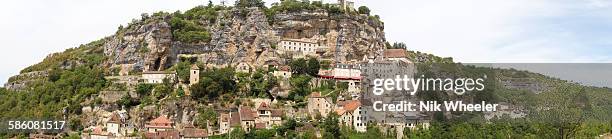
left=102, top=8, right=386, bottom=72
left=104, top=19, right=173, bottom=72
left=273, top=9, right=386, bottom=62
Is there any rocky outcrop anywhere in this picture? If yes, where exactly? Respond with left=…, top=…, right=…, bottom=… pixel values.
left=4, top=71, right=48, bottom=91
left=102, top=7, right=386, bottom=73
left=104, top=19, right=173, bottom=72
left=273, top=10, right=386, bottom=61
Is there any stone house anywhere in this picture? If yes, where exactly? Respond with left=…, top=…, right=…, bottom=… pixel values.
left=189, top=64, right=200, bottom=86
left=272, top=66, right=292, bottom=79
left=90, top=126, right=110, bottom=139
left=181, top=124, right=208, bottom=139
left=142, top=71, right=176, bottom=84
left=335, top=100, right=366, bottom=132
left=278, top=38, right=321, bottom=56
left=255, top=102, right=283, bottom=129
left=105, top=113, right=121, bottom=136
left=239, top=107, right=256, bottom=132
left=307, top=92, right=334, bottom=118
left=235, top=62, right=252, bottom=73
left=145, top=115, right=175, bottom=133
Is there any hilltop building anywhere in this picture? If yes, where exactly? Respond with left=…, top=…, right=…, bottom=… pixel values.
left=338, top=0, right=355, bottom=11
left=142, top=71, right=176, bottom=84
left=189, top=64, right=200, bottom=86
left=278, top=38, right=323, bottom=57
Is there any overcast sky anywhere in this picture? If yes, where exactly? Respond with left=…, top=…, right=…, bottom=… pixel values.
left=1, top=0, right=611, bottom=85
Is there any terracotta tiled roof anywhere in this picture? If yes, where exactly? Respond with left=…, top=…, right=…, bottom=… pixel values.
left=257, top=102, right=272, bottom=111
left=230, top=112, right=241, bottom=127
left=255, top=123, right=266, bottom=129
left=336, top=100, right=361, bottom=115
left=279, top=66, right=291, bottom=71
left=271, top=110, right=284, bottom=117
left=343, top=100, right=362, bottom=112
left=384, top=49, right=408, bottom=58
left=91, top=126, right=107, bottom=136
left=182, top=127, right=208, bottom=138
left=107, top=113, right=121, bottom=124
left=144, top=130, right=180, bottom=139
left=145, top=115, right=174, bottom=128
left=240, top=108, right=255, bottom=121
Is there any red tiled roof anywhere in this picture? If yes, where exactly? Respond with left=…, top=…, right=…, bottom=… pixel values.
left=91, top=126, right=107, bottom=136
left=182, top=127, right=208, bottom=138
left=255, top=123, right=266, bottom=129
left=144, top=130, right=180, bottom=139
left=146, top=115, right=174, bottom=128
left=384, top=49, right=408, bottom=58
left=279, top=66, right=291, bottom=71
left=230, top=112, right=241, bottom=127
left=257, top=102, right=272, bottom=111
left=240, top=108, right=255, bottom=121
left=107, top=113, right=121, bottom=124
left=336, top=100, right=361, bottom=115
left=271, top=110, right=284, bottom=117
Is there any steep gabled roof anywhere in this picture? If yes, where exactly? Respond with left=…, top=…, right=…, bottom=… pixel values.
left=107, top=112, right=122, bottom=124
left=257, top=102, right=272, bottom=111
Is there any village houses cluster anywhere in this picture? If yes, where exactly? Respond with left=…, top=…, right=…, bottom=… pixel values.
left=81, top=0, right=432, bottom=138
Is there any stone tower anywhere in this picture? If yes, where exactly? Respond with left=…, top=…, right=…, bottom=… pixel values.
left=189, top=64, right=200, bottom=86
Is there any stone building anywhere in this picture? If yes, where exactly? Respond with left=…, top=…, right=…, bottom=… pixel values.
left=307, top=92, right=334, bottom=118
left=145, top=115, right=175, bottom=132
left=273, top=66, right=292, bottom=79
left=142, top=71, right=176, bottom=84
left=335, top=100, right=366, bottom=132
left=189, top=64, right=200, bottom=86
left=278, top=38, right=322, bottom=57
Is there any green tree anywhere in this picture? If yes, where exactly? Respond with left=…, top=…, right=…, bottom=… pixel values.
left=290, top=58, right=308, bottom=75
left=229, top=128, right=247, bottom=139
left=358, top=6, right=370, bottom=15
left=136, top=84, right=154, bottom=96
left=175, top=61, right=191, bottom=82
left=289, top=75, right=312, bottom=100
left=235, top=0, right=266, bottom=8
left=322, top=113, right=341, bottom=139
left=307, top=57, right=320, bottom=76
left=196, top=107, right=218, bottom=129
